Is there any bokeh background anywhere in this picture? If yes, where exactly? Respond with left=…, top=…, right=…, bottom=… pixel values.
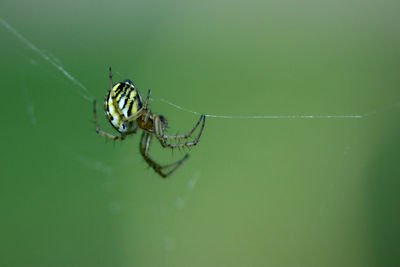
left=1, top=0, right=400, bottom=266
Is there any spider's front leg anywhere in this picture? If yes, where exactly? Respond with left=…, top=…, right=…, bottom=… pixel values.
left=139, top=132, right=189, bottom=178
left=143, top=89, right=151, bottom=123
left=153, top=114, right=206, bottom=148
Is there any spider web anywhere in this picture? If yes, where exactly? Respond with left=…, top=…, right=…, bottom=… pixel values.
left=2, top=17, right=390, bottom=121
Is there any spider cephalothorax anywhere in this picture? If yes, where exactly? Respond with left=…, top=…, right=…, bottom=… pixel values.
left=94, top=67, right=206, bottom=178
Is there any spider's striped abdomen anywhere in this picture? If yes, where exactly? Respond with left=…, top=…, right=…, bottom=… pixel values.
left=104, top=80, right=142, bottom=134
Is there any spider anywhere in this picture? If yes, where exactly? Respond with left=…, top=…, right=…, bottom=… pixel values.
left=93, top=67, right=206, bottom=178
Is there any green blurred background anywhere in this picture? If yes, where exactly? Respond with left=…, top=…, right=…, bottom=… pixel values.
left=1, top=0, right=400, bottom=266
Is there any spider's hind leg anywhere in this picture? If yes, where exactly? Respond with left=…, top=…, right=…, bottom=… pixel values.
left=93, top=100, right=125, bottom=141
left=140, top=132, right=188, bottom=178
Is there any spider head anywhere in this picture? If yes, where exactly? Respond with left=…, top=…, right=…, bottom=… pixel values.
left=158, top=115, right=168, bottom=130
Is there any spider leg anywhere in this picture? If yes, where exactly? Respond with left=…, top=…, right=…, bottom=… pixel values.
left=109, top=66, right=113, bottom=92
left=120, top=89, right=150, bottom=122
left=143, top=89, right=151, bottom=123
left=125, top=108, right=145, bottom=122
left=163, top=114, right=205, bottom=140
left=154, top=115, right=206, bottom=148
left=93, top=100, right=125, bottom=140
left=139, top=132, right=189, bottom=178
left=110, top=94, right=145, bottom=123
